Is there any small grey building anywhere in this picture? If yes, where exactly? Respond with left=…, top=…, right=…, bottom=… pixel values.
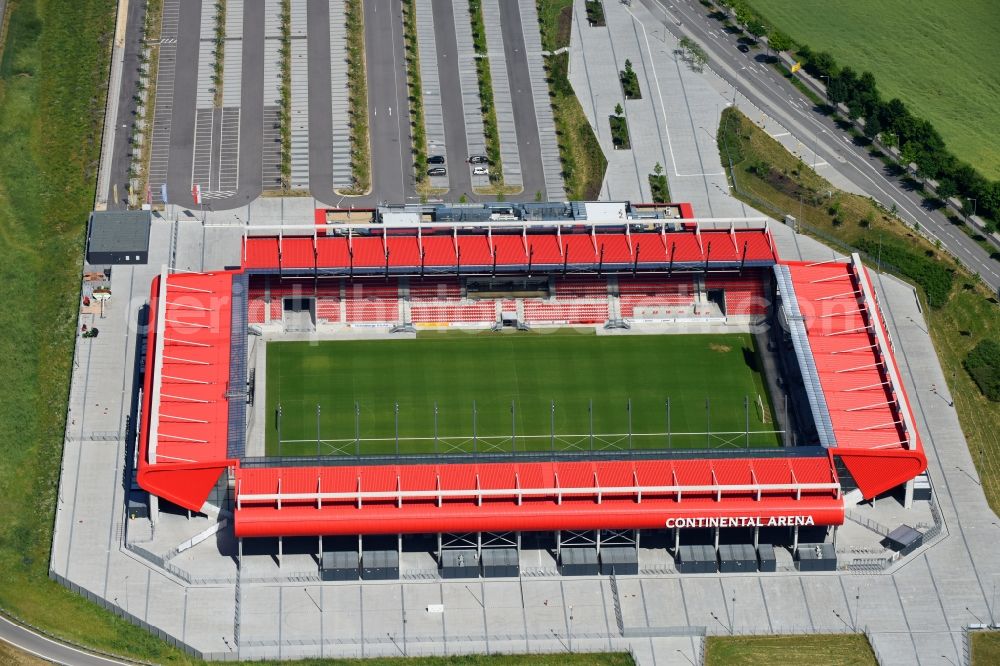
left=86, top=210, right=152, bottom=265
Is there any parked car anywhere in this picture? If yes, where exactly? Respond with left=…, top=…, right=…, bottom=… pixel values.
left=468, top=155, right=489, bottom=164
left=427, top=166, right=447, bottom=176
left=473, top=166, right=490, bottom=176
left=428, top=155, right=446, bottom=165
left=737, top=44, right=750, bottom=53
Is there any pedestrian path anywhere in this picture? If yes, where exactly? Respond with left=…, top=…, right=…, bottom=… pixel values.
left=329, top=0, right=352, bottom=189
left=289, top=0, right=310, bottom=190
left=415, top=0, right=448, bottom=189
left=452, top=3, right=487, bottom=165
left=149, top=0, right=180, bottom=204
left=518, top=0, right=564, bottom=200
left=482, top=0, right=522, bottom=188
left=262, top=0, right=284, bottom=190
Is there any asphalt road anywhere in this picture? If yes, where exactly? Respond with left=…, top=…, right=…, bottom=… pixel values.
left=232, top=0, right=265, bottom=207
left=164, top=0, right=264, bottom=210
left=497, top=0, right=547, bottom=199
left=164, top=0, right=202, bottom=208
left=306, top=0, right=336, bottom=201
left=431, top=0, right=473, bottom=198
left=640, top=0, right=1000, bottom=290
left=105, top=0, right=147, bottom=208
left=364, top=0, right=415, bottom=204
left=0, top=616, right=135, bottom=666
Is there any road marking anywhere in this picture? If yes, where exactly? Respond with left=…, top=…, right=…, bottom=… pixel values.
left=770, top=131, right=790, bottom=138
left=0, top=616, right=136, bottom=666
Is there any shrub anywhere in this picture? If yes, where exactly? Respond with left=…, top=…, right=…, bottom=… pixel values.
left=855, top=237, right=954, bottom=308
left=965, top=340, right=1000, bottom=401
left=609, top=114, right=630, bottom=149
left=585, top=0, right=605, bottom=26
left=620, top=59, right=641, bottom=99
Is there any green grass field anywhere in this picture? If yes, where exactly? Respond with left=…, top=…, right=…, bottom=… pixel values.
left=705, top=634, right=877, bottom=666
left=748, top=0, right=1000, bottom=179
left=264, top=331, right=779, bottom=456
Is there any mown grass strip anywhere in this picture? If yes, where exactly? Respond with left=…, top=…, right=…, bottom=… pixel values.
left=212, top=0, right=225, bottom=108
left=537, top=0, right=606, bottom=200
left=468, top=0, right=503, bottom=185
left=706, top=634, right=877, bottom=666
left=718, top=106, right=1000, bottom=514
left=343, top=0, right=370, bottom=194
left=401, top=0, right=427, bottom=184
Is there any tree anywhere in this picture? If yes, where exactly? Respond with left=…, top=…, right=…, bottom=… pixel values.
left=624, top=59, right=633, bottom=74
left=935, top=178, right=957, bottom=200
left=863, top=114, right=882, bottom=139
left=827, top=67, right=857, bottom=105
left=877, top=98, right=909, bottom=133
left=807, top=50, right=836, bottom=78
left=746, top=19, right=767, bottom=40
left=654, top=162, right=663, bottom=176
left=614, top=103, right=623, bottom=117
left=767, top=29, right=792, bottom=53
left=974, top=181, right=1000, bottom=219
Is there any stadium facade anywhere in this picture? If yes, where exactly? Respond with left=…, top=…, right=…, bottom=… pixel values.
left=136, top=201, right=926, bottom=561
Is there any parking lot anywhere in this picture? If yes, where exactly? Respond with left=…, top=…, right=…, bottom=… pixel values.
left=146, top=0, right=564, bottom=211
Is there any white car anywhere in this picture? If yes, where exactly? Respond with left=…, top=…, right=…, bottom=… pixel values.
left=473, top=166, right=489, bottom=176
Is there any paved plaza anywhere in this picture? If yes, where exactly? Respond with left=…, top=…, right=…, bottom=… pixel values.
left=50, top=2, right=1000, bottom=664
left=49, top=201, right=995, bottom=663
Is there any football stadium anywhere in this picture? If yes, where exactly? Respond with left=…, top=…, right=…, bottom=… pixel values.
left=134, top=200, right=927, bottom=575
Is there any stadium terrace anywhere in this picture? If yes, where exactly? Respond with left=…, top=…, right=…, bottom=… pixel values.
left=135, top=201, right=926, bottom=558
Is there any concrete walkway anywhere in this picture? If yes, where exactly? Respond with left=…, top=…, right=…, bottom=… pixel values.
left=568, top=0, right=860, bottom=212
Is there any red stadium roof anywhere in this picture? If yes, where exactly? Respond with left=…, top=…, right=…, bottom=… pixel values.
left=783, top=258, right=926, bottom=497
left=136, top=270, right=237, bottom=510
left=134, top=214, right=926, bottom=532
left=241, top=226, right=778, bottom=272
left=233, top=457, right=844, bottom=537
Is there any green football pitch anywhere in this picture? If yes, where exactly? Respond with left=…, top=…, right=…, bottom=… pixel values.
left=263, top=331, right=781, bottom=456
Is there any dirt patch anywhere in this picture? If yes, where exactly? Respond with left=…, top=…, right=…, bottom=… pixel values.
left=710, top=343, right=732, bottom=353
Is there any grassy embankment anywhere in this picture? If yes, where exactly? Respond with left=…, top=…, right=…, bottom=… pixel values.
left=343, top=0, right=370, bottom=194
left=748, top=0, right=1000, bottom=180
left=401, top=0, right=429, bottom=192
left=0, top=0, right=196, bottom=661
left=719, top=106, right=1000, bottom=512
left=537, top=0, right=606, bottom=200
left=705, top=634, right=877, bottom=666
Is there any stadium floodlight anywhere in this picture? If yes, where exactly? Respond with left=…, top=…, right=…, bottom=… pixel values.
left=627, top=399, right=633, bottom=451
left=705, top=398, right=711, bottom=447
left=666, top=397, right=672, bottom=449
left=745, top=396, right=750, bottom=449
left=550, top=400, right=555, bottom=452
left=510, top=400, right=516, bottom=452
left=589, top=399, right=594, bottom=452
